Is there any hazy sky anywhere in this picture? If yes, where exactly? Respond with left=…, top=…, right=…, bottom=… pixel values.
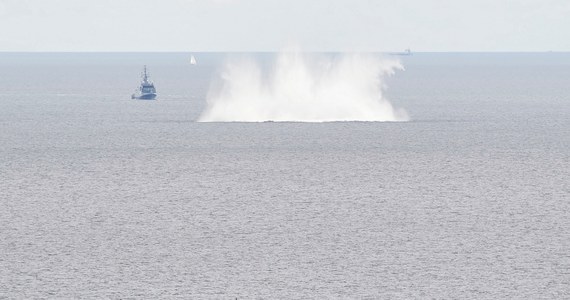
left=0, top=0, right=569, bottom=52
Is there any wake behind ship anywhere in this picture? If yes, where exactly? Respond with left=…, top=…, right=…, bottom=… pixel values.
left=131, top=66, right=157, bottom=100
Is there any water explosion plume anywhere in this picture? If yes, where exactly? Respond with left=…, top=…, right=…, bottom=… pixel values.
left=198, top=51, right=408, bottom=122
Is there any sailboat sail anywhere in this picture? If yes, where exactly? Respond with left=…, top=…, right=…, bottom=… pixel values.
left=190, top=55, right=197, bottom=65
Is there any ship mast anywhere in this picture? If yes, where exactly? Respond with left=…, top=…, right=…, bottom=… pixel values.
left=142, top=65, right=150, bottom=84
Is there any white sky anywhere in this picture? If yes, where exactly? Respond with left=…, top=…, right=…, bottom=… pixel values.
left=0, top=0, right=569, bottom=52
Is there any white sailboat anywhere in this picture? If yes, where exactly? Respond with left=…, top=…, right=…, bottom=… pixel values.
left=190, top=55, right=197, bottom=65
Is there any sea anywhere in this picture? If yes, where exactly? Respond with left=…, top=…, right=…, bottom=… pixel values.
left=1, top=52, right=569, bottom=299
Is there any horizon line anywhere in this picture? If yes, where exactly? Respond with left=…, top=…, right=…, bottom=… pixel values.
left=1, top=50, right=570, bottom=54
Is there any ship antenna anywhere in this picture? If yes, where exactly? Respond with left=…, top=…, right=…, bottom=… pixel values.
left=142, top=65, right=149, bottom=84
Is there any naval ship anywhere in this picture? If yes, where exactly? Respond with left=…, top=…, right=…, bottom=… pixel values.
left=131, top=66, right=157, bottom=100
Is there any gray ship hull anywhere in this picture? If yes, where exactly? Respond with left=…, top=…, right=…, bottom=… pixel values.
left=132, top=93, right=157, bottom=100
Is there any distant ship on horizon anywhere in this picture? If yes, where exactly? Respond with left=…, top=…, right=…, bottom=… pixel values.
left=190, top=54, right=197, bottom=65
left=390, top=48, right=413, bottom=56
left=131, top=65, right=157, bottom=100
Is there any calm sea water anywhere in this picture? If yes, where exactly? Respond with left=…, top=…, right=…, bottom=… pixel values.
left=1, top=53, right=569, bottom=299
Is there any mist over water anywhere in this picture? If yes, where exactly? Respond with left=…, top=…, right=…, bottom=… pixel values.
left=198, top=51, right=408, bottom=122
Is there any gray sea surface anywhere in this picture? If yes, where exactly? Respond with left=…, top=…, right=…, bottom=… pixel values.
left=1, top=52, right=569, bottom=299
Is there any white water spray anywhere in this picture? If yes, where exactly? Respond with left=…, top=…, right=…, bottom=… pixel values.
left=198, top=51, right=408, bottom=122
